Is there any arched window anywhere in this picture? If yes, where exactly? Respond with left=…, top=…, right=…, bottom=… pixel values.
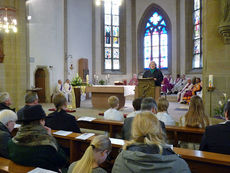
left=104, top=0, right=121, bottom=71
left=144, top=11, right=168, bottom=69
left=192, top=0, right=202, bottom=68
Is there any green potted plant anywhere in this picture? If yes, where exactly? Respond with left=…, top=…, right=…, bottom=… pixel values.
left=71, top=74, right=83, bottom=108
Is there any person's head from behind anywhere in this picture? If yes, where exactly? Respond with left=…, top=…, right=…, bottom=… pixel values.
left=132, top=98, right=143, bottom=111
left=185, top=95, right=209, bottom=128
left=108, top=96, right=119, bottom=109
left=0, top=110, right=17, bottom=132
left=21, top=105, right=46, bottom=126
left=125, top=112, right=165, bottom=153
left=141, top=97, right=157, bottom=114
left=58, top=80, right=62, bottom=85
left=157, top=98, right=169, bottom=113
left=53, top=93, right=67, bottom=111
left=25, top=92, right=38, bottom=105
left=224, top=101, right=230, bottom=121
left=0, top=92, right=12, bottom=106
left=73, top=135, right=112, bottom=173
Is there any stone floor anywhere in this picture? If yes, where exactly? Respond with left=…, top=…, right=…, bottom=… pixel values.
left=42, top=95, right=189, bottom=123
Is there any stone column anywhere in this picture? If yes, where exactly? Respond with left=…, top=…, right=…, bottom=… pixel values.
left=219, top=0, right=230, bottom=44
left=0, top=0, right=27, bottom=109
left=203, top=0, right=230, bottom=116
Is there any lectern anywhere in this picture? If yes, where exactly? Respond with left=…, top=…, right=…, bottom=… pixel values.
left=136, top=78, right=155, bottom=98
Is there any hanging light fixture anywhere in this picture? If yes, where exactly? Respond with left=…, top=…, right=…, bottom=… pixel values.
left=0, top=7, right=17, bottom=33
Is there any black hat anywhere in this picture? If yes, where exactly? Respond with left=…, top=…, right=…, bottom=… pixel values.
left=21, top=105, right=46, bottom=121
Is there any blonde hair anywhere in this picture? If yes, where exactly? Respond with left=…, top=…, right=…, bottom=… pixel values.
left=124, top=112, right=166, bottom=154
left=108, top=96, right=119, bottom=108
left=52, top=93, right=67, bottom=110
left=184, top=95, right=209, bottom=128
left=157, top=98, right=169, bottom=112
left=72, top=135, right=111, bottom=173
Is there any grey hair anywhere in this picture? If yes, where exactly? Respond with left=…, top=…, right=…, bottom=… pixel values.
left=0, top=92, right=10, bottom=103
left=141, top=97, right=157, bottom=111
left=0, top=110, right=17, bottom=125
left=25, top=92, right=38, bottom=104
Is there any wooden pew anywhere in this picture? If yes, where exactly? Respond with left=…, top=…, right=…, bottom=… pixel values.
left=77, top=118, right=205, bottom=146
left=0, top=157, right=34, bottom=173
left=52, top=130, right=230, bottom=173
left=0, top=157, right=10, bottom=173
left=166, top=125, right=205, bottom=146
left=8, top=161, right=35, bottom=173
left=77, top=118, right=123, bottom=137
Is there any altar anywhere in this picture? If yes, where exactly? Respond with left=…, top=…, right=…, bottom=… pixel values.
left=85, top=85, right=135, bottom=109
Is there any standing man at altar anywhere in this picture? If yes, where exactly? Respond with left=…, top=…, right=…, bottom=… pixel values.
left=63, top=79, right=72, bottom=104
left=143, top=61, right=163, bottom=101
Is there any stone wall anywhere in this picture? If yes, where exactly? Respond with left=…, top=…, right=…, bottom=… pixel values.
left=203, top=0, right=230, bottom=116
left=0, top=0, right=27, bottom=109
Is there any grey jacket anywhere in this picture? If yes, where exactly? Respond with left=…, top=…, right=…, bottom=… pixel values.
left=0, top=122, right=11, bottom=158
left=112, top=144, right=191, bottom=173
left=68, top=161, right=107, bottom=173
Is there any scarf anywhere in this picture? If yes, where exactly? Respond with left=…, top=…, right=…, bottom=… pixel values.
left=12, top=123, right=58, bottom=151
left=150, top=68, right=155, bottom=73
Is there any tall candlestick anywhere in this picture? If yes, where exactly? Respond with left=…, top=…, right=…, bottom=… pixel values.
left=209, top=75, right=213, bottom=87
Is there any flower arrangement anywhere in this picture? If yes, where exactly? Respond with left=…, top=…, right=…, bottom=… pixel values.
left=71, top=73, right=82, bottom=86
left=214, top=93, right=230, bottom=118
left=99, top=79, right=105, bottom=85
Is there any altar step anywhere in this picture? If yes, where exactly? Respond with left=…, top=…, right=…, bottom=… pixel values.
left=163, top=94, right=178, bottom=102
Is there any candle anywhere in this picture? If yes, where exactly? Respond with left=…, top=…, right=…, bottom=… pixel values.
left=86, top=75, right=89, bottom=84
left=209, top=75, right=213, bottom=87
left=107, top=74, right=110, bottom=78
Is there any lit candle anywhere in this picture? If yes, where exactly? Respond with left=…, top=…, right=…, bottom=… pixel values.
left=86, top=75, right=89, bottom=84
left=209, top=75, right=213, bottom=87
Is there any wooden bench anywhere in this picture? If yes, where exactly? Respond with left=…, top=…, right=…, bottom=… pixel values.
left=0, top=157, right=10, bottom=173
left=52, top=130, right=230, bottom=173
left=77, top=118, right=123, bottom=137
left=77, top=118, right=205, bottom=146
left=0, top=157, right=34, bottom=173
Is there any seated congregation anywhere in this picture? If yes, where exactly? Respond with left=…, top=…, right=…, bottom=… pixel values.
left=0, top=91, right=230, bottom=173
left=162, top=74, right=202, bottom=104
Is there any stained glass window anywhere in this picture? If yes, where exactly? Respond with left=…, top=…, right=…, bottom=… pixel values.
left=104, top=0, right=120, bottom=71
left=192, top=0, right=202, bottom=68
left=144, top=11, right=168, bottom=69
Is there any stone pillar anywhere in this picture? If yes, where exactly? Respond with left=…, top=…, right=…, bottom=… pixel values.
left=219, top=0, right=230, bottom=44
left=0, top=0, right=27, bottom=109
left=203, top=0, right=230, bottom=116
